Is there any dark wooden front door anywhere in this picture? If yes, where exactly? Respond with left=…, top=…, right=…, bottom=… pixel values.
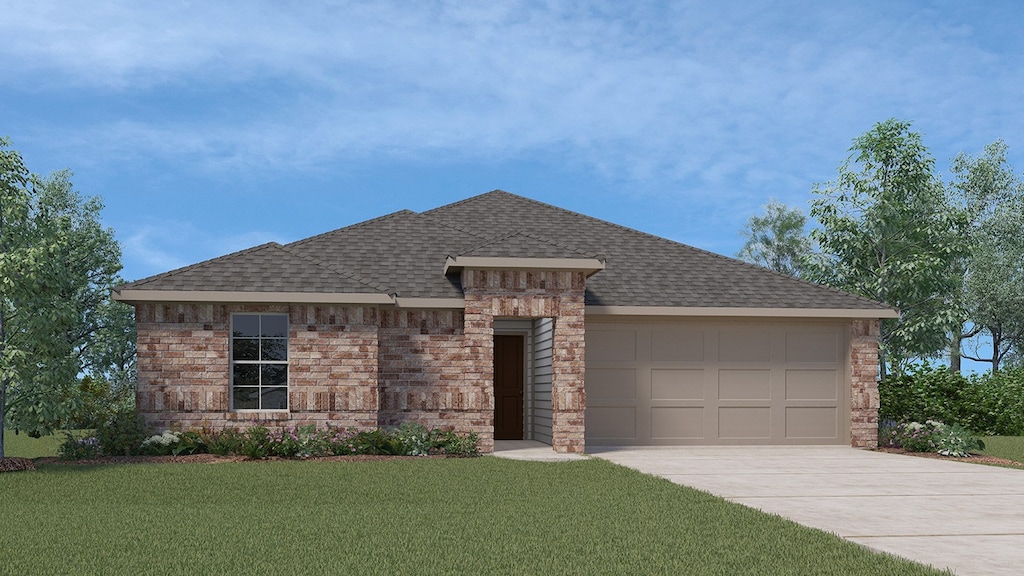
left=494, top=335, right=525, bottom=440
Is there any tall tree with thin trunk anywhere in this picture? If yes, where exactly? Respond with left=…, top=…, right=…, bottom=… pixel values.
left=805, top=119, right=967, bottom=378
left=736, top=199, right=812, bottom=277
left=0, top=137, right=123, bottom=459
left=948, top=141, right=1024, bottom=372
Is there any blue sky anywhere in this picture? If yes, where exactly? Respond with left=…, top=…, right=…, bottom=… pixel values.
left=2, top=2, right=1022, bottom=298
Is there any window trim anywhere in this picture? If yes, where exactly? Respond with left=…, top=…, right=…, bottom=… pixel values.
left=230, top=313, right=290, bottom=412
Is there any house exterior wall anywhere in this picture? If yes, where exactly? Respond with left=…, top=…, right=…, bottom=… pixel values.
left=377, top=309, right=492, bottom=439
left=135, top=303, right=379, bottom=432
left=531, top=318, right=555, bottom=444
left=461, top=269, right=587, bottom=454
left=849, top=319, right=880, bottom=448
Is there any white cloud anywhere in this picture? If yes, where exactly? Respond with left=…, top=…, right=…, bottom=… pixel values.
left=3, top=0, right=1023, bottom=201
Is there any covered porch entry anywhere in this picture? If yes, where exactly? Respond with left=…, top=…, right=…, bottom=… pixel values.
left=493, top=319, right=555, bottom=444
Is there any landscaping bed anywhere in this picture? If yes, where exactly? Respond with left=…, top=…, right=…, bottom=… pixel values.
left=875, top=447, right=1024, bottom=469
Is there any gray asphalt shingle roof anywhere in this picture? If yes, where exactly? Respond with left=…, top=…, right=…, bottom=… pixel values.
left=120, top=242, right=386, bottom=293
left=121, top=190, right=892, bottom=311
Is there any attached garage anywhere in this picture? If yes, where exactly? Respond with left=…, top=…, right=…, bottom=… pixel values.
left=585, top=318, right=853, bottom=446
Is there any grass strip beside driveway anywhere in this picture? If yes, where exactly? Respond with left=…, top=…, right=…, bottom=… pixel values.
left=981, top=435, right=1024, bottom=463
left=0, top=457, right=943, bottom=575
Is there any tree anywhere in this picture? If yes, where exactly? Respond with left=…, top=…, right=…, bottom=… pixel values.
left=736, top=199, right=812, bottom=276
left=805, top=119, right=967, bottom=378
left=948, top=141, right=1024, bottom=372
left=0, top=137, right=124, bottom=459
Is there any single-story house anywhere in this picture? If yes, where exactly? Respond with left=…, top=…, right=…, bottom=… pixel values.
left=114, top=190, right=897, bottom=453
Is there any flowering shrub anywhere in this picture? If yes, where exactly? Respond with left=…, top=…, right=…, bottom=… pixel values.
left=884, top=419, right=984, bottom=457
left=140, top=430, right=183, bottom=455
left=54, top=421, right=480, bottom=460
left=58, top=434, right=102, bottom=460
left=934, top=422, right=985, bottom=457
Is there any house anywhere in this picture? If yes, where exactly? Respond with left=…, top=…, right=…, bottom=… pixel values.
left=114, top=190, right=897, bottom=453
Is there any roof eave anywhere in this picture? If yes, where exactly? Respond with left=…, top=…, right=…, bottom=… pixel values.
left=585, top=306, right=900, bottom=319
left=113, top=289, right=393, bottom=305
left=443, top=256, right=605, bottom=277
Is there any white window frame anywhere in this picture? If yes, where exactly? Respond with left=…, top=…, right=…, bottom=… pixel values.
left=230, top=313, right=289, bottom=411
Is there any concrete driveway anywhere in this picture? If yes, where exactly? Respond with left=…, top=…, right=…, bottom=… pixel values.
left=590, top=446, right=1024, bottom=576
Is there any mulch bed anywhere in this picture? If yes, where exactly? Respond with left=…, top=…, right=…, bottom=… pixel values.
left=0, top=453, right=454, bottom=472
left=875, top=447, right=1024, bottom=468
left=0, top=457, right=36, bottom=472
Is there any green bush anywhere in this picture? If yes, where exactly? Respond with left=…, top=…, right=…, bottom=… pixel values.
left=201, top=428, right=245, bottom=456
left=57, top=433, right=102, bottom=460
left=434, top=430, right=480, bottom=456
left=56, top=420, right=481, bottom=460
left=879, top=365, right=1024, bottom=435
left=884, top=420, right=984, bottom=457
left=93, top=409, right=150, bottom=456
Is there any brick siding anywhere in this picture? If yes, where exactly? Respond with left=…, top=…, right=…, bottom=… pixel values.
left=849, top=319, right=881, bottom=448
left=135, top=303, right=379, bottom=432
left=461, top=269, right=587, bottom=453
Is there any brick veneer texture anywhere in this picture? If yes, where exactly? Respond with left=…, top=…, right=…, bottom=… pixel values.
left=135, top=303, right=379, bottom=432
left=460, top=269, right=587, bottom=454
left=849, top=319, right=881, bottom=448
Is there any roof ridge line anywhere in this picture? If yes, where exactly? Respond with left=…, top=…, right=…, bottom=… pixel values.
left=428, top=190, right=890, bottom=309
left=276, top=244, right=392, bottom=294
left=516, top=229, right=600, bottom=259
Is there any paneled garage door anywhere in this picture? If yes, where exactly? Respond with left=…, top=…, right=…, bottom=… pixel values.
left=585, top=319, right=850, bottom=445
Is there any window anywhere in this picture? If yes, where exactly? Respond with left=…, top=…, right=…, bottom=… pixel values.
left=231, top=314, right=288, bottom=410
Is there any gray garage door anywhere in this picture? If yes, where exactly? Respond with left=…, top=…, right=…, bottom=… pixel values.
left=585, top=319, right=850, bottom=445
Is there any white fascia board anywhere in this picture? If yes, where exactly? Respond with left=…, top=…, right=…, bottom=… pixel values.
left=114, top=289, right=394, bottom=305
left=444, top=256, right=605, bottom=275
left=393, top=297, right=466, bottom=309
left=585, top=306, right=900, bottom=319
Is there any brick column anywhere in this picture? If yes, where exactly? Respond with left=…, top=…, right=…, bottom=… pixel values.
left=462, top=291, right=496, bottom=453
left=850, top=319, right=880, bottom=448
left=550, top=293, right=586, bottom=453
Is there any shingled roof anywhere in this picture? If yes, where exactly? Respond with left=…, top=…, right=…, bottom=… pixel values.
left=118, top=190, right=895, bottom=314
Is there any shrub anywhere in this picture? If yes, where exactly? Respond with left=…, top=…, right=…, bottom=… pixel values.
left=140, top=430, right=183, bottom=456
left=392, top=422, right=433, bottom=456
left=241, top=426, right=272, bottom=459
left=889, top=421, right=941, bottom=453
left=57, top=433, right=102, bottom=460
left=884, top=420, right=984, bottom=457
left=877, top=419, right=900, bottom=449
left=201, top=428, right=245, bottom=456
left=433, top=430, right=480, bottom=457
left=879, top=365, right=1024, bottom=436
left=93, top=409, right=150, bottom=456
left=934, top=422, right=985, bottom=457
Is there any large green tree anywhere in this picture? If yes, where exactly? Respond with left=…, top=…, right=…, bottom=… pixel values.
left=805, top=119, right=967, bottom=378
left=0, top=138, right=124, bottom=459
left=736, top=198, right=812, bottom=277
left=949, top=140, right=1024, bottom=371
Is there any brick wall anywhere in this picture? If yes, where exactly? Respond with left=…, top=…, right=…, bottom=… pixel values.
left=461, top=269, right=587, bottom=453
left=377, top=309, right=491, bottom=438
left=135, top=303, right=379, bottom=432
left=849, top=319, right=881, bottom=448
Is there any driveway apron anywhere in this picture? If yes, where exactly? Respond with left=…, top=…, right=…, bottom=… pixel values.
left=590, top=446, right=1024, bottom=576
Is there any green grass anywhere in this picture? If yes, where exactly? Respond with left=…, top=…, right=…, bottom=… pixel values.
left=2, top=428, right=84, bottom=458
left=0, top=458, right=942, bottom=575
left=981, top=435, right=1024, bottom=463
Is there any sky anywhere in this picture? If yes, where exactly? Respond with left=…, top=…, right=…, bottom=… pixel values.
left=1, top=1, right=1022, bottom=366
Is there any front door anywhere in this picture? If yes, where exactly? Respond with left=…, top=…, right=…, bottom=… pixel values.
left=493, top=335, right=525, bottom=440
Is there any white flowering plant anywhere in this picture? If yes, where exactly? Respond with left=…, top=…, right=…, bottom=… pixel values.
left=888, top=420, right=984, bottom=457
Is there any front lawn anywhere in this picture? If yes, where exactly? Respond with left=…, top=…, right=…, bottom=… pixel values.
left=981, top=435, right=1024, bottom=463
left=2, top=429, right=78, bottom=459
left=0, top=458, right=941, bottom=575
